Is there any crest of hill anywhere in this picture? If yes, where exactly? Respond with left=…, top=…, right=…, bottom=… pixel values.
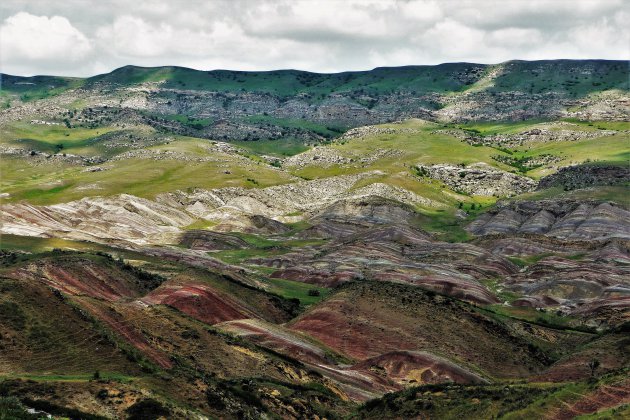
left=3, top=59, right=627, bottom=99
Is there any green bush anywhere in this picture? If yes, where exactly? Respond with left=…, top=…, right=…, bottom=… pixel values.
left=0, top=397, right=39, bottom=419
left=126, top=399, right=170, bottom=420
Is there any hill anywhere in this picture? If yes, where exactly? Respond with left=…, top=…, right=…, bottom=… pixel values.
left=2, top=60, right=628, bottom=143
left=0, top=59, right=628, bottom=418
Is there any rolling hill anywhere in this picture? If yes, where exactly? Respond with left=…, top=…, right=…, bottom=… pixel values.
left=0, top=60, right=628, bottom=418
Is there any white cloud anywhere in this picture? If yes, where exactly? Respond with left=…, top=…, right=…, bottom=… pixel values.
left=421, top=19, right=487, bottom=60
left=0, top=12, right=92, bottom=71
left=243, top=1, right=391, bottom=40
left=568, top=15, right=630, bottom=58
left=96, top=15, right=173, bottom=57
left=486, top=28, right=544, bottom=49
left=0, top=1, right=627, bottom=76
left=398, top=0, right=443, bottom=23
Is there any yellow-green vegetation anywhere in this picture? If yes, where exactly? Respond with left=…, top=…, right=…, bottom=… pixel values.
left=442, top=119, right=629, bottom=178
left=292, top=119, right=512, bottom=178
left=359, top=368, right=630, bottom=419
left=212, top=248, right=289, bottom=265
left=519, top=134, right=629, bottom=179
left=1, top=154, right=293, bottom=205
left=0, top=235, right=176, bottom=270
left=182, top=219, right=218, bottom=230
left=211, top=234, right=326, bottom=266
left=2, top=121, right=117, bottom=155
left=501, top=382, right=590, bottom=419
left=3, top=117, right=627, bottom=213
left=479, top=278, right=520, bottom=303
left=262, top=277, right=329, bottom=307
left=0, top=373, right=134, bottom=383
left=0, top=234, right=109, bottom=254
left=514, top=185, right=630, bottom=207
left=482, top=304, right=593, bottom=333
left=577, top=403, right=630, bottom=419
left=456, top=119, right=552, bottom=135
left=233, top=138, right=309, bottom=157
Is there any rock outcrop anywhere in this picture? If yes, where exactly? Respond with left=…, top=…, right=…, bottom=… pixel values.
left=417, top=163, right=537, bottom=196
left=1, top=194, right=193, bottom=245
left=468, top=200, right=630, bottom=240
left=538, top=164, right=630, bottom=191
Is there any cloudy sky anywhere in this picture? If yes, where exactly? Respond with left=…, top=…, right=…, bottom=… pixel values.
left=1, top=0, right=628, bottom=76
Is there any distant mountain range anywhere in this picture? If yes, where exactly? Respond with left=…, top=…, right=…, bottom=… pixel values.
left=2, top=60, right=628, bottom=142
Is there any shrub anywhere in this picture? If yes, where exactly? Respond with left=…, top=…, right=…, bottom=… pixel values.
left=0, top=397, right=38, bottom=419
left=126, top=399, right=170, bottom=420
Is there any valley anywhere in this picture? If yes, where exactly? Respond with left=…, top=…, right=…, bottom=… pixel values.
left=0, top=60, right=629, bottom=419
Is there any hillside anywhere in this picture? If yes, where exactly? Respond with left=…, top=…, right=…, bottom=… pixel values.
left=0, top=60, right=629, bottom=418
left=2, top=60, right=628, bottom=143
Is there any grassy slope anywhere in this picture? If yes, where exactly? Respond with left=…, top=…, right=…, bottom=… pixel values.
left=2, top=62, right=628, bottom=417
left=358, top=370, right=630, bottom=419
left=5, top=60, right=622, bottom=102
left=285, top=118, right=629, bottom=221
left=488, top=60, right=629, bottom=96
left=84, top=64, right=477, bottom=98
left=232, top=137, right=310, bottom=157
left=0, top=74, right=83, bottom=102
left=0, top=135, right=295, bottom=204
left=290, top=281, right=591, bottom=379
left=2, top=117, right=627, bottom=231
left=1, top=122, right=117, bottom=154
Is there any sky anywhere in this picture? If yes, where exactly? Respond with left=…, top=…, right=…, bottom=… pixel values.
left=0, top=0, right=628, bottom=77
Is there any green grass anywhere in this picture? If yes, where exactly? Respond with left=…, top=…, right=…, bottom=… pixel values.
left=160, top=113, right=214, bottom=129
left=207, top=233, right=329, bottom=306
left=444, top=120, right=629, bottom=179
left=577, top=403, right=630, bottom=419
left=211, top=248, right=288, bottom=265
left=182, top=219, right=218, bottom=230
left=1, top=152, right=294, bottom=205
left=2, top=75, right=83, bottom=102
left=211, top=233, right=327, bottom=265
left=0, top=373, right=134, bottom=383
left=233, top=138, right=310, bottom=157
left=456, top=119, right=551, bottom=136
left=506, top=253, right=554, bottom=268
left=287, top=119, right=515, bottom=206
left=479, top=279, right=520, bottom=303
left=486, top=60, right=629, bottom=97
left=414, top=210, right=471, bottom=242
left=514, top=185, right=630, bottom=208
left=86, top=63, right=492, bottom=100
left=520, top=137, right=629, bottom=179
left=242, top=115, right=345, bottom=139
left=262, top=277, right=329, bottom=306
left=0, top=234, right=109, bottom=254
left=482, top=304, right=595, bottom=333
left=2, top=122, right=117, bottom=155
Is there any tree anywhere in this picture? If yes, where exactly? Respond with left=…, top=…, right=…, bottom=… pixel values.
left=588, top=358, right=600, bottom=377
